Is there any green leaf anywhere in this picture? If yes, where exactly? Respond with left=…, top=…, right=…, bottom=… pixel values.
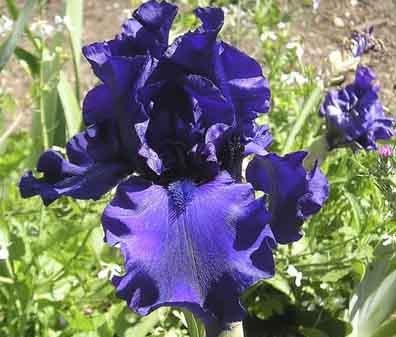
left=300, top=327, right=330, bottom=337
left=5, top=0, right=19, bottom=19
left=183, top=310, right=206, bottom=337
left=0, top=0, right=36, bottom=71
left=14, top=46, right=40, bottom=76
left=344, top=191, right=363, bottom=232
left=282, top=86, right=323, bottom=154
left=124, top=309, right=166, bottom=337
left=65, top=0, right=84, bottom=100
left=370, top=318, right=396, bottom=337
left=57, top=71, right=82, bottom=137
left=348, top=247, right=396, bottom=337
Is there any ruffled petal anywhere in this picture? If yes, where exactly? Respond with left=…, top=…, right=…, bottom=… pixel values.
left=165, top=8, right=270, bottom=125
left=246, top=152, right=329, bottom=244
left=244, top=124, right=272, bottom=156
left=320, top=65, right=394, bottom=150
left=85, top=55, right=149, bottom=97
left=82, top=84, right=113, bottom=125
left=102, top=172, right=275, bottom=325
left=164, top=7, right=223, bottom=75
left=183, top=74, right=234, bottom=126
left=19, top=127, right=130, bottom=205
left=83, top=0, right=177, bottom=72
left=19, top=160, right=129, bottom=206
left=131, top=0, right=177, bottom=45
left=214, top=42, right=271, bottom=121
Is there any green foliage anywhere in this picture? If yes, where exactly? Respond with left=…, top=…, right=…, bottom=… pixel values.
left=0, top=0, right=37, bottom=71
left=1, top=1, right=395, bottom=337
left=58, top=71, right=82, bottom=138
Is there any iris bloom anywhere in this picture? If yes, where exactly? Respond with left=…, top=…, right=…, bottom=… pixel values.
left=320, top=65, right=393, bottom=150
left=350, top=27, right=375, bottom=57
left=20, top=1, right=328, bottom=331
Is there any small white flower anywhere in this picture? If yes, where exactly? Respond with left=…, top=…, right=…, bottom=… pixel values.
left=307, top=303, right=316, bottom=311
left=286, top=265, right=303, bottom=287
left=0, top=245, right=9, bottom=260
left=280, top=71, right=308, bottom=86
left=320, top=282, right=329, bottom=289
left=0, top=15, right=13, bottom=37
left=286, top=41, right=304, bottom=61
left=312, top=0, right=320, bottom=12
left=260, top=31, right=277, bottom=42
left=277, top=22, right=287, bottom=30
left=31, top=20, right=55, bottom=39
left=0, top=232, right=9, bottom=261
left=382, top=234, right=396, bottom=246
left=351, top=0, right=358, bottom=6
left=54, top=15, right=64, bottom=25
left=97, top=263, right=122, bottom=280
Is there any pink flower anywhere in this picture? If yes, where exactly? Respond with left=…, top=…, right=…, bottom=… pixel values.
left=378, top=145, right=394, bottom=158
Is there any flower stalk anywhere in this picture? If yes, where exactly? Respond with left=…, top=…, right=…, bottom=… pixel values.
left=207, top=322, right=244, bottom=337
left=217, top=322, right=244, bottom=337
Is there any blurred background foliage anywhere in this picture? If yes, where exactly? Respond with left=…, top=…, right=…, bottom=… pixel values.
left=0, top=0, right=395, bottom=337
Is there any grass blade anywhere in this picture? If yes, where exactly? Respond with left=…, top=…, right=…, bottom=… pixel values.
left=0, top=0, right=36, bottom=71
left=57, top=71, right=82, bottom=138
left=125, top=309, right=166, bottom=337
left=14, top=46, right=40, bottom=76
left=282, top=86, right=323, bottom=154
left=65, top=0, right=84, bottom=101
left=183, top=310, right=206, bottom=337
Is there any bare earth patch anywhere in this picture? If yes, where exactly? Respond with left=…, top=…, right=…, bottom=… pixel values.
left=1, top=0, right=395, bottom=130
left=281, top=0, right=396, bottom=113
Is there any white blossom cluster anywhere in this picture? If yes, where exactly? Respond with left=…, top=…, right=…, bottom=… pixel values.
left=0, top=15, right=13, bottom=37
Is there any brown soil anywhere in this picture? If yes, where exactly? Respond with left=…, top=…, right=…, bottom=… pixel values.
left=281, top=0, right=396, bottom=113
left=1, top=0, right=395, bottom=130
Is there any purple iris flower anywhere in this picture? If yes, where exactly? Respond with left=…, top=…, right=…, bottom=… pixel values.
left=320, top=65, right=394, bottom=150
left=20, top=1, right=328, bottom=331
left=350, top=27, right=375, bottom=57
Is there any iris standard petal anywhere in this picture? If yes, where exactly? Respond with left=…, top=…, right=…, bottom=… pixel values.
left=165, top=9, right=271, bottom=125
left=183, top=74, right=234, bottom=126
left=82, top=84, right=113, bottom=125
left=164, top=7, right=223, bottom=74
left=83, top=0, right=177, bottom=71
left=214, top=42, right=271, bottom=121
left=102, top=172, right=275, bottom=325
left=246, top=152, right=329, bottom=244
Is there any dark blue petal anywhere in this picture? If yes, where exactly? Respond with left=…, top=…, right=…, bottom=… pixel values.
left=164, top=7, right=223, bottom=74
left=83, top=0, right=177, bottom=70
left=102, top=172, right=275, bottom=325
left=244, top=124, right=272, bottom=156
left=20, top=161, right=129, bottom=206
left=131, top=0, right=177, bottom=45
left=20, top=127, right=130, bottom=205
left=214, top=42, right=271, bottom=121
left=246, top=152, right=329, bottom=244
left=82, top=84, right=113, bottom=125
left=320, top=65, right=394, bottom=150
left=183, top=74, right=234, bottom=126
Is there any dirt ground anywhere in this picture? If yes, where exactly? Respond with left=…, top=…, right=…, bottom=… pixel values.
left=1, top=0, right=395, bottom=129
left=283, top=0, right=396, bottom=113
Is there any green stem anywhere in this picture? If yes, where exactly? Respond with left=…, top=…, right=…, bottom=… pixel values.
left=67, top=29, right=81, bottom=104
left=216, top=322, right=244, bottom=337
left=282, top=86, right=323, bottom=155
left=207, top=322, right=244, bottom=337
left=304, top=135, right=330, bottom=169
